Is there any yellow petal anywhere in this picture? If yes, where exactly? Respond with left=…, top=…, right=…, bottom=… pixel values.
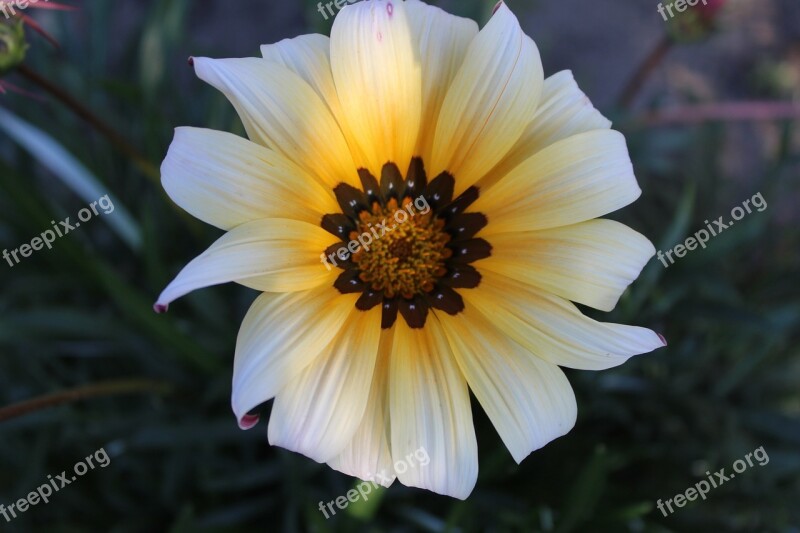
left=404, top=0, right=478, bottom=162
left=389, top=318, right=477, bottom=499
left=475, top=130, right=641, bottom=234
left=268, top=306, right=382, bottom=463
left=464, top=272, right=666, bottom=370
left=161, top=127, right=338, bottom=230
left=232, top=287, right=358, bottom=427
left=260, top=34, right=339, bottom=118
left=155, top=218, right=337, bottom=309
left=259, top=34, right=369, bottom=166
left=430, top=3, right=544, bottom=196
left=480, top=219, right=655, bottom=311
left=193, top=56, right=359, bottom=189
left=438, top=309, right=577, bottom=464
left=330, top=0, right=422, bottom=176
left=328, top=328, right=397, bottom=487
left=480, top=70, right=612, bottom=189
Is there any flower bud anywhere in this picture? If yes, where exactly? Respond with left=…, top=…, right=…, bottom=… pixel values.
left=0, top=21, right=27, bottom=75
left=666, top=0, right=729, bottom=43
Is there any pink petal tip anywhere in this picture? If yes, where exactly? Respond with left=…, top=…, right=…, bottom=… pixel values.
left=657, top=333, right=668, bottom=347
left=153, top=303, right=169, bottom=314
left=238, top=414, right=260, bottom=430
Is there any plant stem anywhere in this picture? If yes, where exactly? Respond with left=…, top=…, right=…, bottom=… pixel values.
left=16, top=64, right=160, bottom=182
left=0, top=379, right=172, bottom=423
left=637, top=101, right=800, bottom=126
left=617, top=36, right=672, bottom=110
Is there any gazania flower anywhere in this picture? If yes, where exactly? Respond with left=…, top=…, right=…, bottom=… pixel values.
left=156, top=0, right=665, bottom=498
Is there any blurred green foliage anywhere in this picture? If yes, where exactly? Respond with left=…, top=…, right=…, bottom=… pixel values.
left=0, top=0, right=798, bottom=531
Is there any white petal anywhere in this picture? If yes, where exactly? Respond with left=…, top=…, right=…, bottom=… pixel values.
left=430, top=3, right=544, bottom=196
left=439, top=310, right=577, bottom=464
left=155, top=218, right=336, bottom=309
left=330, top=0, right=422, bottom=175
left=232, top=287, right=357, bottom=427
left=481, top=219, right=655, bottom=311
left=464, top=272, right=666, bottom=370
left=482, top=70, right=612, bottom=189
left=192, top=56, right=358, bottom=189
left=389, top=319, right=477, bottom=499
left=161, top=127, right=338, bottom=230
left=475, top=130, right=642, bottom=234
left=328, top=329, right=396, bottom=487
left=268, top=307, right=382, bottom=463
left=404, top=0, right=478, bottom=162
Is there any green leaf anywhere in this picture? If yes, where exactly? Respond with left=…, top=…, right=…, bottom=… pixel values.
left=0, top=107, right=142, bottom=250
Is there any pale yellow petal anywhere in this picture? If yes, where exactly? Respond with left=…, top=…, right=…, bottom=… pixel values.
left=464, top=272, right=666, bottom=370
left=430, top=3, right=544, bottom=196
left=259, top=34, right=369, bottom=166
left=328, top=328, right=396, bottom=487
left=480, top=219, right=655, bottom=311
left=192, top=56, right=359, bottom=188
left=475, top=130, right=641, bottom=234
left=268, top=307, right=382, bottom=463
left=404, top=0, right=478, bottom=162
left=161, top=127, right=337, bottom=230
left=260, top=34, right=339, bottom=118
left=389, top=319, right=477, bottom=499
left=231, top=287, right=357, bottom=427
left=330, top=0, right=422, bottom=175
left=155, top=218, right=336, bottom=309
left=480, top=70, right=612, bottom=189
left=438, top=310, right=577, bottom=464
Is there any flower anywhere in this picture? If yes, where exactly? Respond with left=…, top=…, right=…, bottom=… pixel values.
left=155, top=0, right=666, bottom=499
left=0, top=0, right=76, bottom=48
left=666, top=0, right=729, bottom=42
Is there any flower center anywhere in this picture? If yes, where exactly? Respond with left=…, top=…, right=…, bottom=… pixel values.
left=321, top=158, right=491, bottom=329
left=352, top=197, right=451, bottom=299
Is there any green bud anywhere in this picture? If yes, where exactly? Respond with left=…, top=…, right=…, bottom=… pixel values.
left=667, top=11, right=712, bottom=42
left=663, top=0, right=722, bottom=43
left=0, top=20, right=27, bottom=75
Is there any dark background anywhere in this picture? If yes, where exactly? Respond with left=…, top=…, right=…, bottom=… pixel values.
left=1, top=0, right=798, bottom=531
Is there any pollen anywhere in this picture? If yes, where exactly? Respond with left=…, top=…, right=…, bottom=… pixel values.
left=352, top=197, right=452, bottom=299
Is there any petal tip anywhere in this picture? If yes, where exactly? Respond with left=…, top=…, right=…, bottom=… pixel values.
left=657, top=333, right=668, bottom=347
left=153, top=303, right=169, bottom=314
left=238, top=413, right=260, bottom=430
